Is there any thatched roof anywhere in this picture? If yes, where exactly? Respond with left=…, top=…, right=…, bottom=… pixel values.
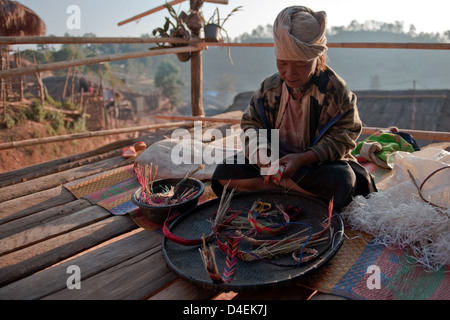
left=0, top=0, right=46, bottom=36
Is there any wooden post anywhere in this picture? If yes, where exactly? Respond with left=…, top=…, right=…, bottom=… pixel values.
left=190, top=0, right=204, bottom=116
left=190, top=51, right=203, bottom=116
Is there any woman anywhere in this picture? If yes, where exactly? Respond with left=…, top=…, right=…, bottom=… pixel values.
left=211, top=6, right=376, bottom=210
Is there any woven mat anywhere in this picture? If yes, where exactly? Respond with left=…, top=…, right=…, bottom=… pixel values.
left=299, top=229, right=450, bottom=300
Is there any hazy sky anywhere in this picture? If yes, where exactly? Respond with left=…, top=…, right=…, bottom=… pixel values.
left=15, top=0, right=450, bottom=40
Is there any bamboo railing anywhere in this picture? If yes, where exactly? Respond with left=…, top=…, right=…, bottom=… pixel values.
left=1, top=35, right=449, bottom=150
left=154, top=115, right=450, bottom=142
left=0, top=114, right=448, bottom=152
left=0, top=121, right=192, bottom=151
left=0, top=45, right=200, bottom=78
left=1, top=36, right=449, bottom=50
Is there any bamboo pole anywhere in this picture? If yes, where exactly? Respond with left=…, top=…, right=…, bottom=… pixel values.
left=0, top=36, right=189, bottom=45
left=1, top=36, right=449, bottom=50
left=117, top=0, right=186, bottom=26
left=0, top=121, right=193, bottom=151
left=156, top=114, right=240, bottom=124
left=197, top=42, right=450, bottom=50
left=0, top=46, right=201, bottom=79
left=154, top=114, right=450, bottom=142
left=117, top=1, right=228, bottom=27
left=327, top=42, right=450, bottom=50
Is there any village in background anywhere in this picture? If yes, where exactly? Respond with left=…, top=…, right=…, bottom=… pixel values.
left=1, top=2, right=449, bottom=173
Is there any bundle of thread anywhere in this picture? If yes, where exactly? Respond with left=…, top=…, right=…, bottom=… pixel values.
left=133, top=163, right=203, bottom=206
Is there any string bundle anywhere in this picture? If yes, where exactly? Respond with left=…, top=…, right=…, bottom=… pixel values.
left=133, top=163, right=203, bottom=206
left=199, top=186, right=334, bottom=283
left=342, top=168, right=450, bottom=271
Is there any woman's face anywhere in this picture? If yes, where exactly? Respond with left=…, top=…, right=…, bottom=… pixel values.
left=276, top=58, right=317, bottom=90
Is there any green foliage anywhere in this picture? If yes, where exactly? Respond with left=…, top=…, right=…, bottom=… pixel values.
left=69, top=116, right=87, bottom=133
left=154, top=60, right=184, bottom=107
left=152, top=2, right=189, bottom=39
left=154, top=60, right=181, bottom=87
left=0, top=106, right=28, bottom=129
left=204, top=6, right=243, bottom=28
left=2, top=113, right=15, bottom=129
left=26, top=99, right=46, bottom=122
left=44, top=110, right=65, bottom=131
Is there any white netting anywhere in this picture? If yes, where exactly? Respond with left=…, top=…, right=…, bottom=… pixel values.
left=342, top=148, right=450, bottom=271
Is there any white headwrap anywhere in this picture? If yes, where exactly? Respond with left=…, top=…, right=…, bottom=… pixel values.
left=273, top=6, right=327, bottom=61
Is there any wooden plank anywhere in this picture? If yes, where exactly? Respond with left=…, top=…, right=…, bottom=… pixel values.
left=42, top=244, right=175, bottom=300
left=148, top=278, right=217, bottom=300
left=0, top=205, right=110, bottom=256
left=0, top=149, right=122, bottom=188
left=0, top=199, right=91, bottom=240
left=0, top=214, right=137, bottom=287
left=0, top=229, right=162, bottom=300
left=0, top=155, right=134, bottom=203
left=0, top=186, right=75, bottom=224
left=231, top=284, right=315, bottom=300
left=0, top=128, right=181, bottom=188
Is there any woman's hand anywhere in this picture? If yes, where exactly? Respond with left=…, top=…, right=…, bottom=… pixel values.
left=279, top=150, right=319, bottom=178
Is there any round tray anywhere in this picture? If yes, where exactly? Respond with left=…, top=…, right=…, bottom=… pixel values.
left=162, top=191, right=344, bottom=291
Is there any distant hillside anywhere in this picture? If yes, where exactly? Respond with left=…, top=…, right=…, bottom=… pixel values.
left=190, top=28, right=450, bottom=98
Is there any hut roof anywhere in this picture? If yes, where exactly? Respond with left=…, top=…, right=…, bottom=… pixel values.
left=0, top=0, right=46, bottom=36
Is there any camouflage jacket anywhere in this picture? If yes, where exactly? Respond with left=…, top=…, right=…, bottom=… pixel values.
left=241, top=66, right=362, bottom=163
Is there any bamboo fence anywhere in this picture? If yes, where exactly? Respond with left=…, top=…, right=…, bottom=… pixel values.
left=0, top=35, right=449, bottom=149
left=154, top=115, right=450, bottom=142
left=0, top=114, right=448, bottom=152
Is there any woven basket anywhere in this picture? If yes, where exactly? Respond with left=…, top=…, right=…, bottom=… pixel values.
left=163, top=191, right=344, bottom=291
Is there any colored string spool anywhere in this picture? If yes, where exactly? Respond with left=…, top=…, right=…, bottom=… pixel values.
left=247, top=201, right=290, bottom=235
left=263, top=165, right=286, bottom=185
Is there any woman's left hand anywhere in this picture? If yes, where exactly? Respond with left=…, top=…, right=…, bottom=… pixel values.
left=279, top=150, right=320, bottom=178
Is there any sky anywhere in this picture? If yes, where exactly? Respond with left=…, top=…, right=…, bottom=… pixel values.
left=13, top=0, right=450, bottom=41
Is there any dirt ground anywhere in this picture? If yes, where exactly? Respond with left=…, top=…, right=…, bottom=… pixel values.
left=0, top=111, right=165, bottom=174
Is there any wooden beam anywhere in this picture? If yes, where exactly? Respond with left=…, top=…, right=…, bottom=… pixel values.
left=0, top=46, right=201, bottom=78
left=117, top=0, right=186, bottom=26
left=204, top=0, right=229, bottom=3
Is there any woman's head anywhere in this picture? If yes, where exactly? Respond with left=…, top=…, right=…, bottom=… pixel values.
left=276, top=54, right=327, bottom=90
left=273, top=6, right=328, bottom=90
left=273, top=6, right=328, bottom=63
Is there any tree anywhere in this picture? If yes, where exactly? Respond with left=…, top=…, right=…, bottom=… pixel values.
left=154, top=60, right=184, bottom=107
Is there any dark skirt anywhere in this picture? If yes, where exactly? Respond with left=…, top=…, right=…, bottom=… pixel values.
left=211, top=152, right=377, bottom=210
